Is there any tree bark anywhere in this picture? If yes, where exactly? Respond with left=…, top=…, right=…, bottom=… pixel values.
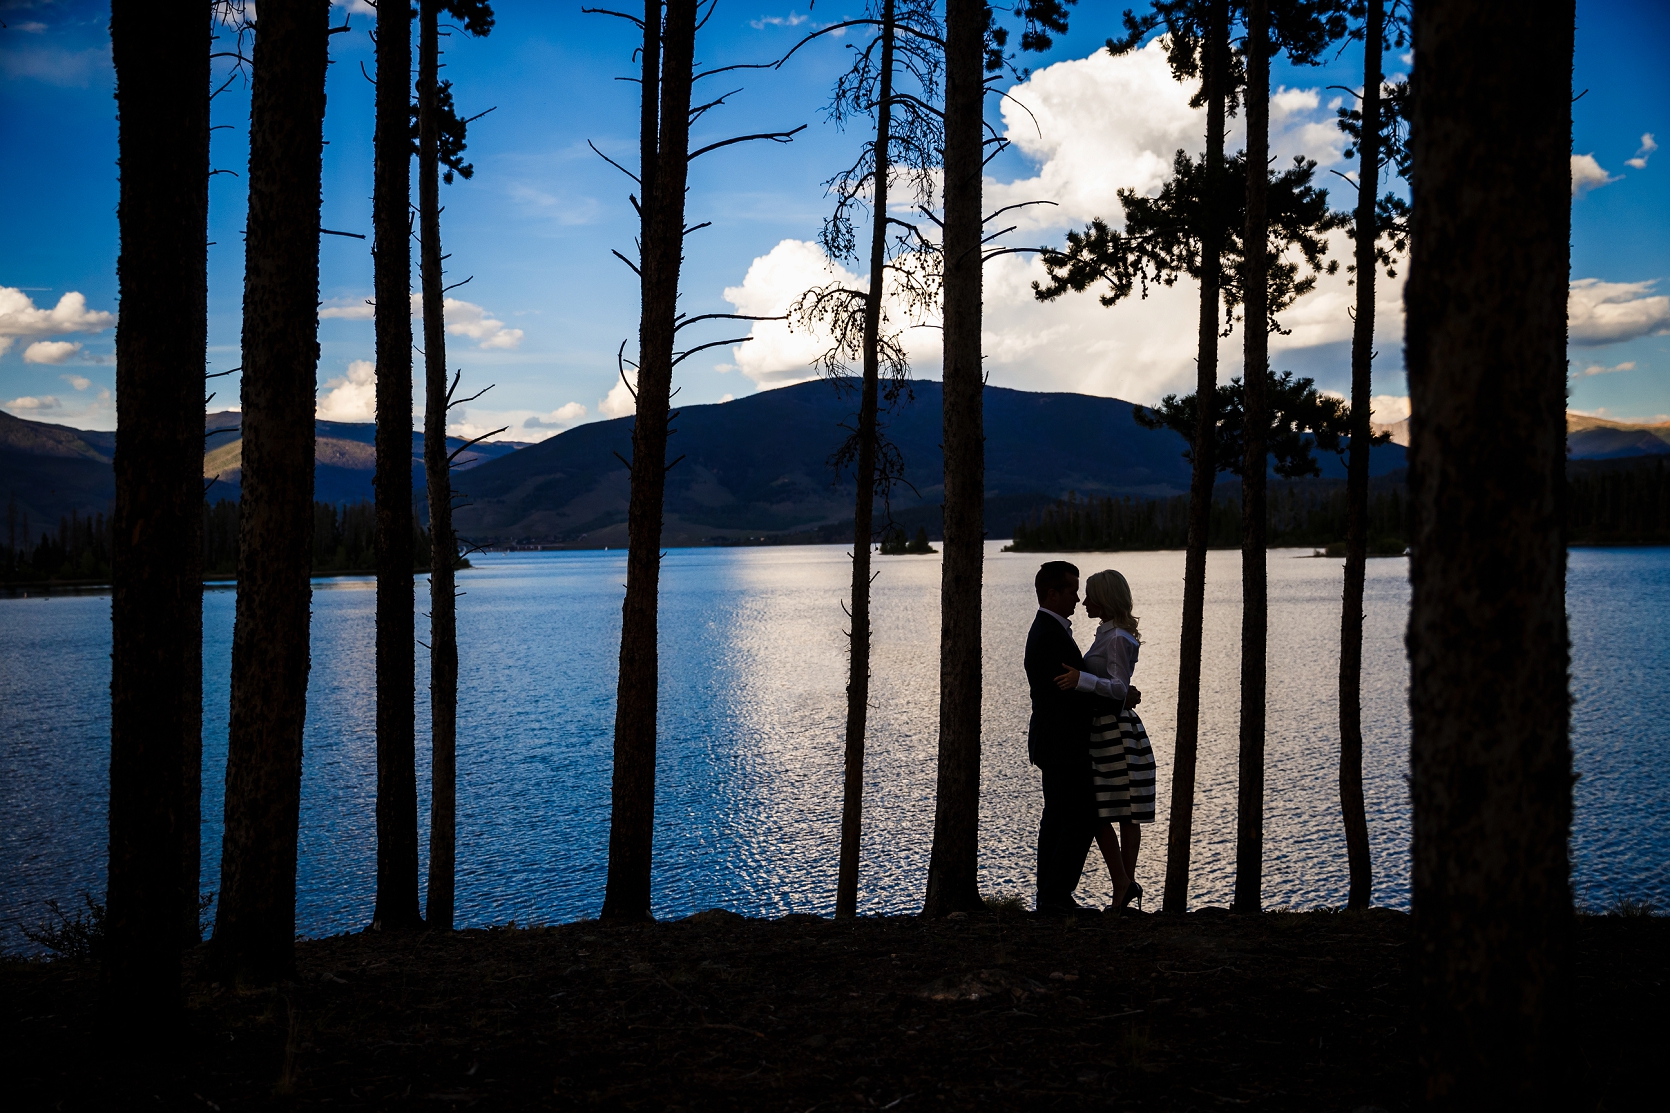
left=374, top=0, right=422, bottom=935
left=1161, top=0, right=1227, bottom=917
left=104, top=0, right=210, bottom=1016
left=213, top=0, right=330, bottom=986
left=835, top=0, right=895, bottom=921
left=601, top=0, right=695, bottom=922
left=1337, top=0, right=1380, bottom=913
left=1232, top=0, right=1269, bottom=916
left=921, top=0, right=986, bottom=918
left=420, top=0, right=457, bottom=933
left=1405, top=1, right=1574, bottom=1105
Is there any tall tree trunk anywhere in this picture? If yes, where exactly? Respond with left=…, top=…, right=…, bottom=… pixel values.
left=1337, top=0, right=1381, bottom=913
left=105, top=0, right=210, bottom=1015
left=601, top=0, right=695, bottom=922
left=1405, top=1, right=1574, bottom=1104
left=922, top=0, right=985, bottom=918
left=1232, top=0, right=1270, bottom=916
left=419, top=0, right=457, bottom=932
left=374, top=0, right=422, bottom=934
left=1161, top=0, right=1227, bottom=917
left=835, top=0, right=895, bottom=921
left=213, top=0, right=330, bottom=985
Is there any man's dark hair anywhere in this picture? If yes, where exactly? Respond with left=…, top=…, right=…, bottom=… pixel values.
left=1035, top=560, right=1080, bottom=602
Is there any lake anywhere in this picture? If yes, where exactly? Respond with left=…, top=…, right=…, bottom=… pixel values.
left=3, top=543, right=1667, bottom=950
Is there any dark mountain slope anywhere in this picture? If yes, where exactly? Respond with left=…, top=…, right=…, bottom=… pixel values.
left=451, top=380, right=1409, bottom=545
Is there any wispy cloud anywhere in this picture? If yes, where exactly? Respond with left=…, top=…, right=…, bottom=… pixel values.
left=750, top=11, right=809, bottom=30
left=1575, top=360, right=1636, bottom=378
left=317, top=294, right=524, bottom=350
left=1625, top=133, right=1657, bottom=170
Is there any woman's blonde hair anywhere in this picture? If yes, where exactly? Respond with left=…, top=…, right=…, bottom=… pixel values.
left=1085, top=569, right=1140, bottom=640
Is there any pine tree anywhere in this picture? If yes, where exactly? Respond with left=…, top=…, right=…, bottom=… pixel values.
left=784, top=0, right=942, bottom=918
left=417, top=0, right=495, bottom=933
left=104, top=0, right=210, bottom=1017
left=372, top=0, right=423, bottom=935
left=1405, top=0, right=1575, bottom=1103
left=213, top=0, right=332, bottom=985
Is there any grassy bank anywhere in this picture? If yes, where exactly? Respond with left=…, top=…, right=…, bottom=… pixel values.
left=5, top=908, right=1663, bottom=1110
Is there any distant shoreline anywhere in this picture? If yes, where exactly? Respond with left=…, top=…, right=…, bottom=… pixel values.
left=5, top=542, right=1664, bottom=596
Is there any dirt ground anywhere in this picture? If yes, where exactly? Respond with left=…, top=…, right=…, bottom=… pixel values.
left=4, top=908, right=1665, bottom=1111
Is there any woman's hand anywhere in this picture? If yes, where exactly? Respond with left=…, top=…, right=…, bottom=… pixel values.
left=1054, top=663, right=1081, bottom=691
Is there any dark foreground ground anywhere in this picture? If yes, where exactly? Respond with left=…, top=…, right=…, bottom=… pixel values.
left=4, top=909, right=1665, bottom=1111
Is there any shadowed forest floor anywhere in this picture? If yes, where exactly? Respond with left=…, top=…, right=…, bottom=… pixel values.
left=4, top=909, right=1664, bottom=1111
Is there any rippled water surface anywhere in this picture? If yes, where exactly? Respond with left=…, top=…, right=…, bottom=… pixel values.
left=3, top=544, right=1667, bottom=947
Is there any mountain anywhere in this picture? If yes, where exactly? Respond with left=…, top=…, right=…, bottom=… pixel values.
left=1566, top=413, right=1670, bottom=459
left=199, top=410, right=526, bottom=506
left=1, top=407, right=528, bottom=534
left=450, top=380, right=1411, bottom=546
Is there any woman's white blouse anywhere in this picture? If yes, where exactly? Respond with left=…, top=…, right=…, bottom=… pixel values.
left=1076, top=622, right=1138, bottom=704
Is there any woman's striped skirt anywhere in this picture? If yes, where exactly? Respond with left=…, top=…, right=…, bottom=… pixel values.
left=1089, top=708, right=1156, bottom=823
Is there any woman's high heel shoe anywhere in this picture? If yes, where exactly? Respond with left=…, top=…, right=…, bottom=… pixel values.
left=1120, top=880, right=1144, bottom=913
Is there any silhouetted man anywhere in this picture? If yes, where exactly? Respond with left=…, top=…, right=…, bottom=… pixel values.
left=1025, top=560, right=1097, bottom=913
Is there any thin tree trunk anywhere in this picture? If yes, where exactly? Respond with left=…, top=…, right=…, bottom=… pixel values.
left=601, top=0, right=695, bottom=922
left=419, top=0, right=457, bottom=932
left=1405, top=1, right=1574, bottom=1104
left=922, top=0, right=985, bottom=918
left=835, top=0, right=895, bottom=921
left=374, top=0, right=422, bottom=934
left=1338, top=0, right=1381, bottom=913
left=213, top=0, right=330, bottom=985
left=1232, top=0, right=1270, bottom=916
left=1161, top=0, right=1226, bottom=917
left=105, top=0, right=209, bottom=1015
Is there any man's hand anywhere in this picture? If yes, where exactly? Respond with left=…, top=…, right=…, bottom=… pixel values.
left=1054, top=663, right=1081, bottom=691
left=1126, top=685, right=1143, bottom=709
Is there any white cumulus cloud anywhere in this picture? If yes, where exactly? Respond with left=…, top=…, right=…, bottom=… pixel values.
left=60, top=373, right=92, bottom=390
left=4, top=395, right=62, bottom=413
left=523, top=401, right=588, bottom=430
left=0, top=288, right=115, bottom=357
left=600, top=370, right=638, bottom=418
left=24, top=340, right=82, bottom=364
left=1571, top=153, right=1618, bottom=196
left=316, top=359, right=377, bottom=422
left=319, top=297, right=375, bottom=320
left=439, top=297, right=524, bottom=350
left=1568, top=278, right=1670, bottom=345
left=1370, top=394, right=1411, bottom=423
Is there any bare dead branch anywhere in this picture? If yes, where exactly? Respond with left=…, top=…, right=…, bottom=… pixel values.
left=322, top=228, right=366, bottom=239
left=611, top=249, right=643, bottom=277
left=673, top=312, right=786, bottom=333
left=580, top=5, right=645, bottom=27
left=588, top=139, right=641, bottom=185
left=688, top=124, right=807, bottom=161
left=448, top=383, right=495, bottom=410
left=671, top=336, right=752, bottom=368
left=448, top=428, right=509, bottom=463
left=983, top=199, right=1057, bottom=226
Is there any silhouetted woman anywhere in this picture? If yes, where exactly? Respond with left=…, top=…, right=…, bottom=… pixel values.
left=1055, top=569, right=1157, bottom=911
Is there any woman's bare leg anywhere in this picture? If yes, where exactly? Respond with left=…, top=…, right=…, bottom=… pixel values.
left=1095, top=823, right=1130, bottom=908
left=1120, top=821, right=1142, bottom=882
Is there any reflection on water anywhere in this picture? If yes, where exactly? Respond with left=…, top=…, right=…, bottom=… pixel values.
left=2, top=544, right=1667, bottom=947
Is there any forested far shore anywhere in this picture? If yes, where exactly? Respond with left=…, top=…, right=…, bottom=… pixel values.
left=1, top=499, right=451, bottom=585
left=1005, top=457, right=1670, bottom=552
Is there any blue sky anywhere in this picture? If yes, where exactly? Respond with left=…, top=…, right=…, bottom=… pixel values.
left=2, top=0, right=1666, bottom=439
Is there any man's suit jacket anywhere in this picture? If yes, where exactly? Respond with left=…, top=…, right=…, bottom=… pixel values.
left=1024, top=610, right=1094, bottom=769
